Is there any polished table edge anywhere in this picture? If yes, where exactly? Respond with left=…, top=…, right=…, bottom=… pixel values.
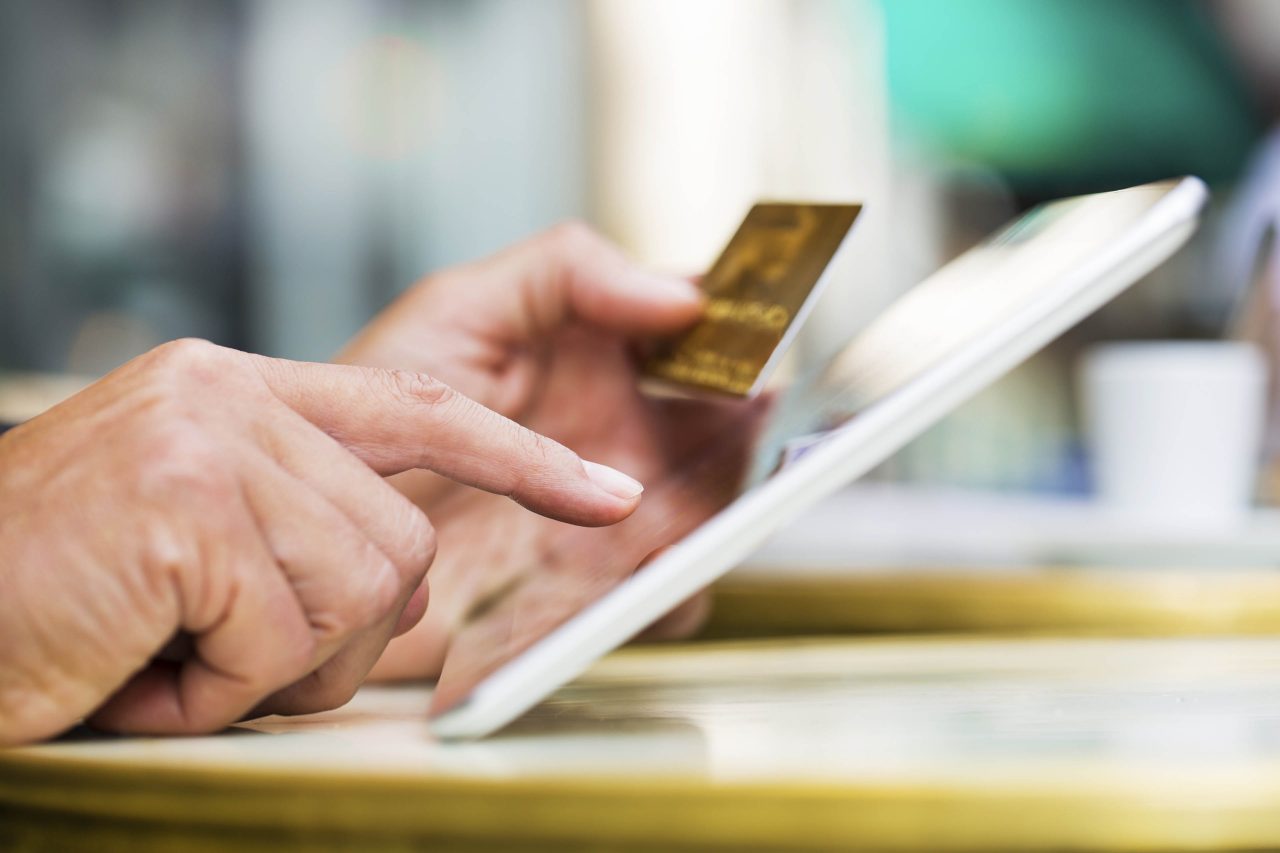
left=704, top=567, right=1280, bottom=638
left=8, top=750, right=1280, bottom=852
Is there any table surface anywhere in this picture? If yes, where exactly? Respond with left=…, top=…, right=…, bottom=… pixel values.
left=8, top=635, right=1280, bottom=851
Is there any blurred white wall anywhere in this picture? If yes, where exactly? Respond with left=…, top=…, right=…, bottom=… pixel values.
left=587, top=0, right=898, bottom=363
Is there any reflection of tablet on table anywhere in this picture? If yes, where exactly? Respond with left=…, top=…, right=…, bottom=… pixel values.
left=430, top=177, right=1208, bottom=740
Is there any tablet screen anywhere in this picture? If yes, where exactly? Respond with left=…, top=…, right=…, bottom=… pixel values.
left=428, top=180, right=1190, bottom=718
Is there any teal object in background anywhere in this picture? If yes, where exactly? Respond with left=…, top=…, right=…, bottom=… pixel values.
left=875, top=0, right=1262, bottom=192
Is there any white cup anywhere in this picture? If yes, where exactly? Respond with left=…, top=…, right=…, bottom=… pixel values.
left=1079, top=341, right=1268, bottom=525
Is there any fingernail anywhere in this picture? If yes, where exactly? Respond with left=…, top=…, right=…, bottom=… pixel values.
left=632, top=271, right=704, bottom=305
left=583, top=460, right=644, bottom=500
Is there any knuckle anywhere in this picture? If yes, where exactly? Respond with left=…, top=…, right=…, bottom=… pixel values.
left=314, top=547, right=403, bottom=640
left=514, top=424, right=570, bottom=469
left=384, top=368, right=455, bottom=410
left=364, top=554, right=406, bottom=624
left=135, top=419, right=233, bottom=504
left=256, top=590, right=320, bottom=683
left=227, top=597, right=316, bottom=696
left=144, top=338, right=234, bottom=384
left=144, top=416, right=218, bottom=465
left=135, top=521, right=200, bottom=612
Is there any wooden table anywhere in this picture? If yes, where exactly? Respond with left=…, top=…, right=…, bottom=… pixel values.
left=8, top=636, right=1280, bottom=851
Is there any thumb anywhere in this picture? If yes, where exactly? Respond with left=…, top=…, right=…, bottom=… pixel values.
left=467, top=222, right=706, bottom=340
left=252, top=357, right=643, bottom=527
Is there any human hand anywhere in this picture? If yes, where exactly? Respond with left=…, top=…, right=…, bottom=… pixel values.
left=0, top=338, right=643, bottom=745
left=340, top=223, right=764, bottom=681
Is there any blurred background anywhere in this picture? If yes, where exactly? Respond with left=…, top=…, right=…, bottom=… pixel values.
left=4, top=0, right=1280, bottom=553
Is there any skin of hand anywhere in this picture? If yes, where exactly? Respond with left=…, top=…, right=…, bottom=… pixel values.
left=0, top=338, right=646, bottom=745
left=337, top=222, right=760, bottom=681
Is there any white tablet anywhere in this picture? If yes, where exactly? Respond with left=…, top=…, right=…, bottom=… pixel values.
left=429, top=177, right=1208, bottom=739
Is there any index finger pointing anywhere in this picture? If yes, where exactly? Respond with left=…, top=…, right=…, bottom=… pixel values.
left=250, top=357, right=643, bottom=527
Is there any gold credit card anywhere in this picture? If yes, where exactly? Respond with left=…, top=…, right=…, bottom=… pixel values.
left=643, top=202, right=862, bottom=397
